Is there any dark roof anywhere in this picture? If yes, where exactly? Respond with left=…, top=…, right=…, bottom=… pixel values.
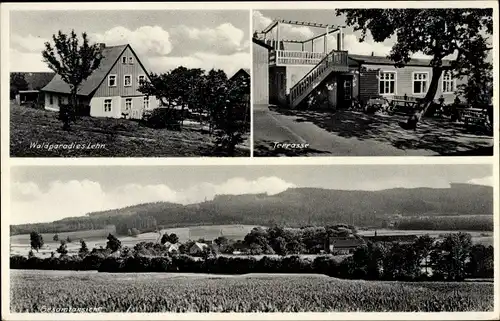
left=252, top=37, right=273, bottom=50
left=349, top=54, right=452, bottom=68
left=363, top=234, right=418, bottom=243
left=41, top=44, right=128, bottom=96
left=12, top=72, right=55, bottom=90
left=230, top=68, right=250, bottom=81
left=330, top=237, right=365, bottom=248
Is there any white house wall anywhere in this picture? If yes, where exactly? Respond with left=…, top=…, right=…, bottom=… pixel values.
left=90, top=96, right=122, bottom=118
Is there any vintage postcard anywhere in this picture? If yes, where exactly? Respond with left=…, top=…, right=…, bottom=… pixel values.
left=8, top=8, right=251, bottom=157
left=1, top=1, right=499, bottom=321
left=252, top=9, right=495, bottom=156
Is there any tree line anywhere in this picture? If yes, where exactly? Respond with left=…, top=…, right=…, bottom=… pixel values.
left=15, top=229, right=493, bottom=281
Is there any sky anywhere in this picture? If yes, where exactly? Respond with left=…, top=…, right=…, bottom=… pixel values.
left=10, top=164, right=493, bottom=225
left=9, top=10, right=250, bottom=77
left=253, top=10, right=493, bottom=60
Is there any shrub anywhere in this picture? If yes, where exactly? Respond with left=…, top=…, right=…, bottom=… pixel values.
left=141, top=108, right=182, bottom=130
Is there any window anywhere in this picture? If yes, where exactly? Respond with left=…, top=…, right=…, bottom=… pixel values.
left=124, top=75, right=132, bottom=87
left=104, top=99, right=112, bottom=112
left=49, top=94, right=53, bottom=105
left=125, top=98, right=132, bottom=111
left=143, top=96, right=149, bottom=109
left=138, top=75, right=146, bottom=84
left=122, top=56, right=127, bottom=64
left=413, top=72, right=429, bottom=94
left=129, top=57, right=134, bottom=64
left=379, top=71, right=396, bottom=95
left=442, top=72, right=455, bottom=94
left=108, top=75, right=117, bottom=87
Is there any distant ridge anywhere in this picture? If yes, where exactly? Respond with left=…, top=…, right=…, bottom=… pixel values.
left=10, top=184, right=492, bottom=235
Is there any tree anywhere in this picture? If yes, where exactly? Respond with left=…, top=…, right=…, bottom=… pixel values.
left=430, top=232, right=472, bottom=281
left=168, top=233, right=179, bottom=244
left=106, top=233, right=122, bottom=253
left=30, top=231, right=44, bottom=252
left=130, top=228, right=140, bottom=237
left=42, top=30, right=103, bottom=130
left=337, top=8, right=493, bottom=125
left=413, top=234, right=434, bottom=275
left=66, top=235, right=72, bottom=243
left=79, top=240, right=89, bottom=258
left=53, top=234, right=59, bottom=242
left=10, top=72, right=29, bottom=100
left=212, top=70, right=250, bottom=156
left=57, top=240, right=68, bottom=256
left=467, top=244, right=494, bottom=278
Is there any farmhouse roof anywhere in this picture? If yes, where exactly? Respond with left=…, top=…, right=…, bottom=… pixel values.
left=41, top=44, right=129, bottom=96
left=330, top=237, right=365, bottom=248
left=348, top=54, right=452, bottom=68
left=191, top=242, right=209, bottom=251
left=230, top=68, right=250, bottom=81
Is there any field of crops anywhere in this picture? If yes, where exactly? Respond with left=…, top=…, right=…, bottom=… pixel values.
left=10, top=270, right=494, bottom=312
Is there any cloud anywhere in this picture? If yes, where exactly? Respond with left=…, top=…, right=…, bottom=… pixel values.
left=10, top=33, right=48, bottom=53
left=171, top=23, right=248, bottom=56
left=10, top=49, right=51, bottom=72
left=467, top=176, right=494, bottom=187
left=11, top=177, right=295, bottom=224
left=148, top=51, right=250, bottom=77
left=253, top=11, right=314, bottom=40
left=92, top=26, right=173, bottom=57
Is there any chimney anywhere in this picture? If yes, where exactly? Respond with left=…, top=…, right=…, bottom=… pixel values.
left=371, top=51, right=374, bottom=56
left=98, top=43, right=106, bottom=51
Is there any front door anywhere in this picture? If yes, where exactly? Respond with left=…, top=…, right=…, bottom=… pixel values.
left=337, top=75, right=353, bottom=109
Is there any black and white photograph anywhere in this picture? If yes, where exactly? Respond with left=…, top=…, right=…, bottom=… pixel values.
left=9, top=10, right=251, bottom=157
left=252, top=9, right=494, bottom=156
left=8, top=164, right=494, bottom=313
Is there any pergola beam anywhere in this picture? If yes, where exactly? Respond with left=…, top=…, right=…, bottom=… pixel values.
left=303, top=28, right=340, bottom=44
left=262, top=20, right=279, bottom=33
left=275, top=19, right=342, bottom=30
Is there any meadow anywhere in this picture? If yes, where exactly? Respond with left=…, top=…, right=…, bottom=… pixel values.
left=10, top=270, right=494, bottom=312
left=10, top=225, right=258, bottom=257
left=9, top=103, right=250, bottom=157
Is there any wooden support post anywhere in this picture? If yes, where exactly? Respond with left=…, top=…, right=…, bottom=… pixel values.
left=301, top=43, right=304, bottom=51
left=276, top=22, right=280, bottom=50
left=324, top=26, right=329, bottom=53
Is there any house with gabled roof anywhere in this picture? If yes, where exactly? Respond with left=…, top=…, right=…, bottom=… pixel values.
left=41, top=43, right=159, bottom=119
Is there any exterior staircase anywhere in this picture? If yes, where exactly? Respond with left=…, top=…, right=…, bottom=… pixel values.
left=288, top=49, right=349, bottom=109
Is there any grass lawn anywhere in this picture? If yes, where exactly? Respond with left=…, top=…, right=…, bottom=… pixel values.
left=10, top=270, right=494, bottom=312
left=10, top=103, right=250, bottom=157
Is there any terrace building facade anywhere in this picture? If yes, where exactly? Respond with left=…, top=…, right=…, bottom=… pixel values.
left=254, top=19, right=465, bottom=110
left=41, top=43, right=159, bottom=120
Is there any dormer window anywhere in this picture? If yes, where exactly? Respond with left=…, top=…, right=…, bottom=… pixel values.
left=129, top=57, right=134, bottom=64
left=122, top=56, right=127, bottom=64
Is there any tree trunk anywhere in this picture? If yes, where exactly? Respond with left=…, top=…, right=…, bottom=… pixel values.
left=415, top=67, right=443, bottom=122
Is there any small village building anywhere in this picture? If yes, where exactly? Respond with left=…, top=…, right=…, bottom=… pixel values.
left=189, top=242, right=209, bottom=255
left=253, top=19, right=466, bottom=110
left=13, top=72, right=55, bottom=106
left=41, top=43, right=159, bottom=119
left=326, top=237, right=366, bottom=255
